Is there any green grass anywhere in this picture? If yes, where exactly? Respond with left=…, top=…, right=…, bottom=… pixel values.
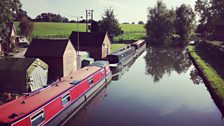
left=15, top=22, right=144, bottom=51
left=115, top=24, right=146, bottom=42
left=114, top=33, right=146, bottom=42
left=111, top=43, right=127, bottom=52
left=15, top=22, right=87, bottom=38
left=188, top=46, right=224, bottom=101
left=15, top=22, right=146, bottom=40
left=120, top=24, right=145, bottom=32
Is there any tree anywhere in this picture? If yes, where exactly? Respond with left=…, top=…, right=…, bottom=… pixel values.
left=195, top=0, right=211, bottom=37
left=99, top=8, right=122, bottom=36
left=138, top=21, right=144, bottom=24
left=174, top=4, right=195, bottom=43
left=145, top=1, right=175, bottom=45
left=90, top=21, right=100, bottom=32
left=195, top=0, right=224, bottom=38
left=13, top=9, right=30, bottom=21
left=0, top=0, right=21, bottom=52
left=19, top=16, right=33, bottom=38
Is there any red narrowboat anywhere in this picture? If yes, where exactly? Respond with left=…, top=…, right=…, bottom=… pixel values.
left=0, top=61, right=112, bottom=126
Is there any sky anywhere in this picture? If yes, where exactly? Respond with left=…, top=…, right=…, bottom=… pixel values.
left=20, top=0, right=197, bottom=23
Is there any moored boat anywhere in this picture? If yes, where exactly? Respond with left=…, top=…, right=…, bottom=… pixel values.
left=131, top=40, right=146, bottom=57
left=0, top=61, right=111, bottom=126
left=106, top=40, right=146, bottom=69
left=107, top=46, right=135, bottom=68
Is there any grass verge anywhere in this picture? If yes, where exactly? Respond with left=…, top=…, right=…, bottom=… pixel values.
left=188, top=45, right=224, bottom=104
left=111, top=44, right=127, bottom=53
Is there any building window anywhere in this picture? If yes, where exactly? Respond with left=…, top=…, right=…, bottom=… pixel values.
left=88, top=77, right=94, bottom=85
left=31, top=110, right=45, bottom=126
left=62, top=93, right=70, bottom=106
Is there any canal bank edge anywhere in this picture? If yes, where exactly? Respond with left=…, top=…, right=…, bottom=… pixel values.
left=187, top=45, right=224, bottom=116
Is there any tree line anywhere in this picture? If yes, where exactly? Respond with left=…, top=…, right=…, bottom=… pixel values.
left=34, top=13, right=69, bottom=22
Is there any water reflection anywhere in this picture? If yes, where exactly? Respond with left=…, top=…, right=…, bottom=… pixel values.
left=144, top=46, right=192, bottom=82
left=112, top=59, right=136, bottom=81
left=190, top=68, right=204, bottom=85
left=65, top=47, right=224, bottom=126
left=65, top=83, right=109, bottom=126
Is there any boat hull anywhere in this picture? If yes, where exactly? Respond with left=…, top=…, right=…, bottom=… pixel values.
left=45, top=73, right=112, bottom=126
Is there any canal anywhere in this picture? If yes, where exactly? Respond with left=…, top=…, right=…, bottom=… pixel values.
left=66, top=46, right=224, bottom=126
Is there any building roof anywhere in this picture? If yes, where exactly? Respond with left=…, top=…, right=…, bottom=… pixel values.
left=0, top=57, right=42, bottom=72
left=0, top=57, right=48, bottom=93
left=69, top=32, right=110, bottom=48
left=25, top=39, right=70, bottom=57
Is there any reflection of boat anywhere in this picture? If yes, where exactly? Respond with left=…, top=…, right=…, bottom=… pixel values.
left=112, top=54, right=137, bottom=81
left=64, top=81, right=111, bottom=126
left=112, top=59, right=135, bottom=81
left=0, top=61, right=112, bottom=126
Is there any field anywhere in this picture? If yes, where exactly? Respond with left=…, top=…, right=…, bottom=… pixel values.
left=15, top=22, right=146, bottom=52
left=15, top=22, right=146, bottom=41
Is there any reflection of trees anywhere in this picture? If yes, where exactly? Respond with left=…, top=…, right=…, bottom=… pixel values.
left=190, top=68, right=203, bottom=85
left=144, top=46, right=192, bottom=82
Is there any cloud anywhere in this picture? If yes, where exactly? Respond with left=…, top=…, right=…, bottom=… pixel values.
left=93, top=0, right=128, bottom=8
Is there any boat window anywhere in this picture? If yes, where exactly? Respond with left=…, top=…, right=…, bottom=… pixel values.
left=62, top=93, right=70, bottom=106
left=30, top=110, right=45, bottom=126
left=107, top=55, right=119, bottom=64
left=88, top=78, right=94, bottom=85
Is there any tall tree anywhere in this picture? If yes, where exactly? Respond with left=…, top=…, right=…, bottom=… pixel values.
left=19, top=16, right=33, bottom=39
left=90, top=20, right=100, bottom=32
left=145, top=1, right=175, bottom=45
left=138, top=21, right=144, bottom=24
left=175, top=4, right=195, bottom=42
left=195, top=0, right=211, bottom=25
left=0, top=0, right=21, bottom=52
left=99, top=8, right=122, bottom=36
left=13, top=9, right=29, bottom=21
left=195, top=0, right=224, bottom=38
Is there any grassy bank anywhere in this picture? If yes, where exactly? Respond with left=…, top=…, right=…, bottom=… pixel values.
left=188, top=46, right=224, bottom=104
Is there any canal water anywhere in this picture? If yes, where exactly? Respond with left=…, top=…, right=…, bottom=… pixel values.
left=66, top=46, right=224, bottom=126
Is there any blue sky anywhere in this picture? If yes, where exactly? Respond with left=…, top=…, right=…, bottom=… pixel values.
left=20, top=0, right=196, bottom=23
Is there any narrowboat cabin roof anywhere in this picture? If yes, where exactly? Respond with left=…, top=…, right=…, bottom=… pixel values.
left=0, top=65, right=101, bottom=124
left=131, top=40, right=145, bottom=46
left=89, top=61, right=109, bottom=68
